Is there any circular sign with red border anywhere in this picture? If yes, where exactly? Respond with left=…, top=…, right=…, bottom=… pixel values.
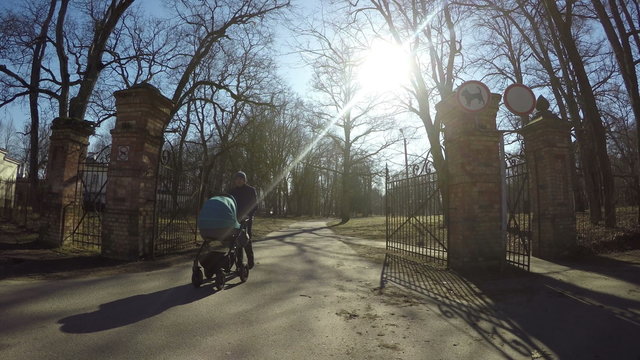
left=503, top=83, right=536, bottom=116
left=456, top=80, right=491, bottom=113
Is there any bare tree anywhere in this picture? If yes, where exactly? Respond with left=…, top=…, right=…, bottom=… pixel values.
left=0, top=117, right=20, bottom=157
left=0, top=0, right=57, bottom=188
left=459, top=0, right=618, bottom=225
left=0, top=0, right=134, bottom=190
left=166, top=0, right=289, bottom=116
left=590, top=0, right=640, bottom=221
left=296, top=15, right=398, bottom=223
left=540, top=0, right=616, bottom=227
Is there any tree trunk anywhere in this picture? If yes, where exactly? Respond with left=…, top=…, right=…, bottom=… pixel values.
left=68, top=0, right=134, bottom=120
left=28, top=0, right=57, bottom=190
left=543, top=0, right=616, bottom=227
left=55, top=0, right=70, bottom=118
left=592, top=0, right=640, bottom=224
left=340, top=148, right=352, bottom=224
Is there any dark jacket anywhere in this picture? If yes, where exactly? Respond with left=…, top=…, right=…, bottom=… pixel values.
left=229, top=184, right=258, bottom=220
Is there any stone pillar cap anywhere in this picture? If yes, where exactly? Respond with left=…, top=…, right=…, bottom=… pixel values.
left=51, top=117, right=95, bottom=136
left=113, top=82, right=173, bottom=108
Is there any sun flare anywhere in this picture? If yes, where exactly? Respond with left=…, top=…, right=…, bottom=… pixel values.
left=357, top=39, right=412, bottom=94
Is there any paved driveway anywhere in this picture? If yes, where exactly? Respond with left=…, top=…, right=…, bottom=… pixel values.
left=1, top=221, right=639, bottom=359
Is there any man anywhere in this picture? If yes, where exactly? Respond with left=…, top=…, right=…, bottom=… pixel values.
left=228, top=171, right=257, bottom=269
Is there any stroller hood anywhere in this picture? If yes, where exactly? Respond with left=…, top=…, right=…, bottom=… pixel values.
left=198, top=195, right=241, bottom=230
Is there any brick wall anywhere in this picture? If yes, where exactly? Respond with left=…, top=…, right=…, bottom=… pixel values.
left=101, top=84, right=173, bottom=260
left=42, top=118, right=94, bottom=246
left=522, top=112, right=577, bottom=258
left=438, top=93, right=504, bottom=271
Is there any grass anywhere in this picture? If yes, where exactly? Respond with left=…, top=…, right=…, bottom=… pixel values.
left=252, top=216, right=309, bottom=240
left=329, top=216, right=386, bottom=241
left=576, top=208, right=640, bottom=253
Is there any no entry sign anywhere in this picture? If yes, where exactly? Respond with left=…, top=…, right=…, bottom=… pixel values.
left=456, top=80, right=490, bottom=113
left=503, top=84, right=536, bottom=116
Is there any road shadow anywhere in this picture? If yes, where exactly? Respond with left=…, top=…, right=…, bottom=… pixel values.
left=380, top=253, right=640, bottom=359
left=254, top=224, right=337, bottom=243
left=548, top=252, right=640, bottom=287
left=0, top=255, right=129, bottom=280
left=58, top=284, right=216, bottom=333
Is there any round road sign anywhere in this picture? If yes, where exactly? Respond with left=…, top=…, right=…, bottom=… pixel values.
left=456, top=80, right=491, bottom=113
left=503, top=83, right=536, bottom=116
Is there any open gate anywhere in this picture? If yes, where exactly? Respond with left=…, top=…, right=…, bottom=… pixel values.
left=503, top=158, right=531, bottom=271
left=385, top=167, right=448, bottom=268
left=152, top=144, right=199, bottom=256
left=65, top=147, right=110, bottom=249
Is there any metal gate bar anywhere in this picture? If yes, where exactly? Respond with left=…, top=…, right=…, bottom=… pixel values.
left=66, top=154, right=109, bottom=249
left=386, top=169, right=447, bottom=268
left=153, top=147, right=198, bottom=256
left=504, top=161, right=531, bottom=271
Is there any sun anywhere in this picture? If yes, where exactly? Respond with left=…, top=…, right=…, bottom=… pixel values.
left=357, top=39, right=412, bottom=95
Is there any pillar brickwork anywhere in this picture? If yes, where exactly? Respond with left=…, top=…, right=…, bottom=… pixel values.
left=521, top=105, right=576, bottom=258
left=42, top=117, right=94, bottom=246
left=437, top=93, right=503, bottom=271
left=101, top=83, right=173, bottom=260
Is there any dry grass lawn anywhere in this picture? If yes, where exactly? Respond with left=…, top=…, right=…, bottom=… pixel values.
left=329, top=216, right=386, bottom=241
left=252, top=217, right=305, bottom=240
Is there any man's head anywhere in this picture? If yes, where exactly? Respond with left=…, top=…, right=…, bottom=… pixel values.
left=234, top=171, right=247, bottom=187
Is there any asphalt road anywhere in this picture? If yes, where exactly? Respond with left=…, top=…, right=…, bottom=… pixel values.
left=1, top=221, right=639, bottom=359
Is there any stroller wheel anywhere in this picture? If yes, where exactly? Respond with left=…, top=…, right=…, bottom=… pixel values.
left=205, top=268, right=214, bottom=279
left=238, top=264, right=249, bottom=283
left=215, top=270, right=225, bottom=290
left=191, top=267, right=203, bottom=288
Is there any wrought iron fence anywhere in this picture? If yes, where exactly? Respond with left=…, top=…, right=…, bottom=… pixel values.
left=504, top=161, right=531, bottom=271
left=0, top=178, right=45, bottom=231
left=153, top=146, right=199, bottom=256
left=64, top=152, right=109, bottom=249
left=385, top=168, right=448, bottom=268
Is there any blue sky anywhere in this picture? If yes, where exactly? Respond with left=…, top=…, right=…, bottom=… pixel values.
left=0, top=0, right=427, bottom=170
left=0, top=0, right=316, bottom=134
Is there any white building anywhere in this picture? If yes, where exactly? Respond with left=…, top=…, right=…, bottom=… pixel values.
left=0, top=148, right=20, bottom=208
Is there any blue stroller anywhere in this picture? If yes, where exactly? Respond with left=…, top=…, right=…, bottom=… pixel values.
left=192, top=195, right=250, bottom=290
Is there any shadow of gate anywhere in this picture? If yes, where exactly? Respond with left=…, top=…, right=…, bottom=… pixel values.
left=380, top=253, right=547, bottom=358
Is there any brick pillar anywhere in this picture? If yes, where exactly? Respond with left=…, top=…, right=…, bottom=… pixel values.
left=521, top=98, right=576, bottom=258
left=437, top=93, right=503, bottom=271
left=42, top=117, right=94, bottom=246
left=101, top=83, right=173, bottom=260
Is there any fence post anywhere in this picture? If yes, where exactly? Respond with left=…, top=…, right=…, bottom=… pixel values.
left=521, top=97, right=576, bottom=258
left=42, top=118, right=94, bottom=247
left=436, top=92, right=503, bottom=271
left=101, top=83, right=173, bottom=260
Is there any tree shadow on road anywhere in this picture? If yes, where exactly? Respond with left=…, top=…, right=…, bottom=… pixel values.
left=380, top=253, right=640, bottom=359
left=548, top=252, right=640, bottom=287
left=58, top=284, right=216, bottom=333
left=254, top=224, right=338, bottom=243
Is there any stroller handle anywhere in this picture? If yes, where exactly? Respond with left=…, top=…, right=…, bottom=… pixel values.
left=239, top=218, right=251, bottom=229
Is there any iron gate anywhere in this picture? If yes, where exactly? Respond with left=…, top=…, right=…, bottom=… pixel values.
left=503, top=160, right=531, bottom=271
left=152, top=145, right=199, bottom=256
left=65, top=147, right=110, bottom=249
left=385, top=168, right=448, bottom=268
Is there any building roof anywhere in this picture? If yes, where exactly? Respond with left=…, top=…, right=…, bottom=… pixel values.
left=0, top=148, right=21, bottom=165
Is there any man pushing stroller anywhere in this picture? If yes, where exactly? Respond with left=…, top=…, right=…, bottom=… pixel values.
left=194, top=194, right=251, bottom=288
left=198, top=171, right=257, bottom=268
left=228, top=171, right=257, bottom=269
